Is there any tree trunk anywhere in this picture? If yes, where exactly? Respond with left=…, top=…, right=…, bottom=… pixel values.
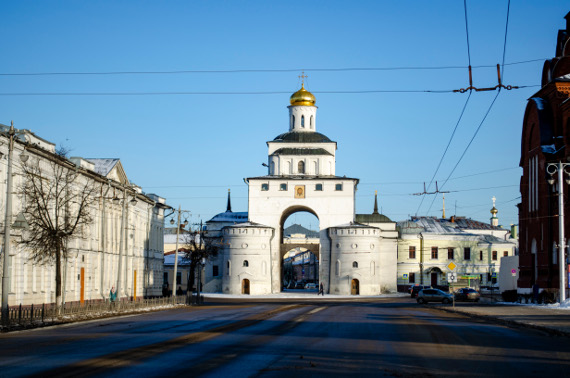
left=55, top=246, right=63, bottom=315
left=188, top=260, right=197, bottom=294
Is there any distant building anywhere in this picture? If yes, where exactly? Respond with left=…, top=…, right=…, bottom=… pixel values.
left=518, top=12, right=570, bottom=297
left=397, top=208, right=517, bottom=291
left=0, top=124, right=168, bottom=306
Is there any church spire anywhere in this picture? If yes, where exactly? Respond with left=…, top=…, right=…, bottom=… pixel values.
left=373, top=190, right=379, bottom=215
left=226, top=189, right=232, bottom=212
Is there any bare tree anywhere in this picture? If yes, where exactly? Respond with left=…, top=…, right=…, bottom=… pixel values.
left=18, top=157, right=98, bottom=310
left=182, top=228, right=219, bottom=299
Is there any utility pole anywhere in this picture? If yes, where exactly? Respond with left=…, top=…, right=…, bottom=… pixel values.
left=1, top=124, right=15, bottom=325
left=547, top=162, right=569, bottom=303
left=172, top=205, right=181, bottom=303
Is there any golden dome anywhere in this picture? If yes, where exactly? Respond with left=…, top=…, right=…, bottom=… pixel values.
left=490, top=207, right=498, bottom=215
left=290, top=84, right=316, bottom=106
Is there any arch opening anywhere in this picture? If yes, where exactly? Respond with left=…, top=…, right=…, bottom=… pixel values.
left=280, top=208, right=320, bottom=292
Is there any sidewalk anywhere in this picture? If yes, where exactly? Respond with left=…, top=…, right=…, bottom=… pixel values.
left=435, top=300, right=570, bottom=337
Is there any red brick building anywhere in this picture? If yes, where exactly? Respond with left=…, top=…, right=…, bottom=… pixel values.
left=518, top=13, right=570, bottom=296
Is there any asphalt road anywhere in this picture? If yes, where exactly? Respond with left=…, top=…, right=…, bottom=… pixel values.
left=0, top=296, right=569, bottom=377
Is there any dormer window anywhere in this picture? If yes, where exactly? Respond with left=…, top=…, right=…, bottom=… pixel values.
left=301, top=115, right=305, bottom=128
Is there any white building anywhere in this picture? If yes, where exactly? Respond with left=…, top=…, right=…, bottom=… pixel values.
left=397, top=212, right=518, bottom=290
left=205, top=85, right=398, bottom=295
left=0, top=124, right=168, bottom=306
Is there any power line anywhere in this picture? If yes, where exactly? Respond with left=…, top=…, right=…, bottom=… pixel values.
left=500, top=0, right=511, bottom=80
left=463, top=0, right=472, bottom=67
left=0, top=85, right=539, bottom=97
left=0, top=59, right=546, bottom=77
left=416, top=91, right=472, bottom=215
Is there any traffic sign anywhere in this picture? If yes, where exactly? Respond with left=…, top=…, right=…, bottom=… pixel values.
left=511, top=268, right=517, bottom=277
left=403, top=274, right=408, bottom=279
left=447, top=272, right=457, bottom=283
left=447, top=262, right=457, bottom=271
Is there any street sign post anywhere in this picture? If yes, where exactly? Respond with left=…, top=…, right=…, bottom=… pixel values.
left=447, top=272, right=457, bottom=283
left=447, top=262, right=457, bottom=271
left=403, top=274, right=408, bottom=280
left=511, top=268, right=517, bottom=277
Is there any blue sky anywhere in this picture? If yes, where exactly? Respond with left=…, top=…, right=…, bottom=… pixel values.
left=1, top=1, right=568, bottom=229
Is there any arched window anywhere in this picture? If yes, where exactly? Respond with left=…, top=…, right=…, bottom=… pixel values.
left=298, top=161, right=305, bottom=174
left=227, top=260, right=231, bottom=276
left=310, top=115, right=314, bottom=129
left=291, top=115, right=295, bottom=129
left=335, top=260, right=340, bottom=276
left=243, top=260, right=249, bottom=267
left=301, top=115, right=305, bottom=128
left=352, top=261, right=358, bottom=268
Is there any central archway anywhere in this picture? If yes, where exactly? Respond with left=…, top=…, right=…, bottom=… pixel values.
left=280, top=206, right=320, bottom=292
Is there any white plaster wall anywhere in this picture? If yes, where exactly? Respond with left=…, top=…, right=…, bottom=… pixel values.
left=288, top=106, right=317, bottom=132
left=248, top=178, right=356, bottom=294
left=221, top=226, right=274, bottom=295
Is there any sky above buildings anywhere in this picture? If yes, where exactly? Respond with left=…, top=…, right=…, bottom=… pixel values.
left=1, top=1, right=568, bottom=229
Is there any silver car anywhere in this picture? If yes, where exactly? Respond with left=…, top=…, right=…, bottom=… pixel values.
left=417, top=288, right=453, bottom=304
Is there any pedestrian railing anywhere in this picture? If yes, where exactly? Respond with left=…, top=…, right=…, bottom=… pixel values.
left=0, top=295, right=187, bottom=329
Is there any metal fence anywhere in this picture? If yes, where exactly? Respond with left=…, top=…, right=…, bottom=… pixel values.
left=0, top=295, right=188, bottom=329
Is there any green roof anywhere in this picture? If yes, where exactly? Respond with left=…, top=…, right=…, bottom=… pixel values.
left=356, top=213, right=393, bottom=223
left=272, top=147, right=332, bottom=156
left=272, top=131, right=333, bottom=143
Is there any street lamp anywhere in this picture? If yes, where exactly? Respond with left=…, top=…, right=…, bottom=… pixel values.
left=546, top=161, right=570, bottom=303
left=168, top=206, right=190, bottom=304
left=115, top=186, right=139, bottom=301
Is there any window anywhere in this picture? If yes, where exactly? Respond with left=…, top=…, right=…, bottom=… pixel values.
left=409, top=246, right=416, bottom=259
left=291, top=115, right=295, bottom=128
left=176, top=272, right=182, bottom=285
left=464, top=248, right=471, bottom=260
left=301, top=115, right=305, bottom=127
left=335, top=183, right=343, bottom=191
left=492, top=251, right=497, bottom=261
left=503, top=251, right=508, bottom=257
left=352, top=261, right=358, bottom=268
left=447, top=248, right=454, bottom=260
left=409, top=272, right=415, bottom=283
left=310, top=115, right=314, bottom=129
left=243, top=260, right=249, bottom=267
left=479, top=250, right=483, bottom=260
left=213, top=265, right=219, bottom=277
left=298, top=161, right=305, bottom=174
left=261, top=183, right=269, bottom=191
left=431, top=247, right=438, bottom=259
left=280, top=183, right=287, bottom=191
left=163, top=272, right=168, bottom=285
left=315, top=183, right=323, bottom=191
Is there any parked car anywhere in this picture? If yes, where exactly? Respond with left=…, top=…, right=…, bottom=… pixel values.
left=409, top=285, right=430, bottom=298
left=454, top=287, right=481, bottom=302
left=305, top=283, right=318, bottom=290
left=294, top=282, right=305, bottom=289
left=417, top=288, right=453, bottom=304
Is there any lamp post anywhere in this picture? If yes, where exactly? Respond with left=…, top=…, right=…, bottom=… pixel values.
left=114, top=187, right=138, bottom=301
left=546, top=161, right=570, bottom=303
left=169, top=206, right=189, bottom=303
left=2, top=122, right=28, bottom=325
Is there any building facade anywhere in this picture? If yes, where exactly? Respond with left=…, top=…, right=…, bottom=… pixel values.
left=205, top=85, right=398, bottom=295
left=518, top=13, right=570, bottom=297
left=0, top=124, right=168, bottom=306
left=397, top=215, right=517, bottom=291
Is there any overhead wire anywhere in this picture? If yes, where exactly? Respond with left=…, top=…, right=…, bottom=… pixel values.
left=0, top=58, right=546, bottom=77
left=415, top=0, right=474, bottom=216
left=424, top=0, right=511, bottom=216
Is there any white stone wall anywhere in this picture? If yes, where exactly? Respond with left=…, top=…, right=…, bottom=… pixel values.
left=221, top=225, right=274, bottom=295
left=288, top=105, right=317, bottom=132
left=327, top=226, right=397, bottom=295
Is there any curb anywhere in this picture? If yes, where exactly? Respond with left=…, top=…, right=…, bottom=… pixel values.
left=431, top=305, right=570, bottom=338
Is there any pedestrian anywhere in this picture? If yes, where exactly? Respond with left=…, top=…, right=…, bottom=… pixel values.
left=319, top=283, right=324, bottom=296
left=177, top=286, right=183, bottom=296
left=109, top=286, right=116, bottom=303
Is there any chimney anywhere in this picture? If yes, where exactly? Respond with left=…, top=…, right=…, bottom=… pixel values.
left=450, top=215, right=455, bottom=223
